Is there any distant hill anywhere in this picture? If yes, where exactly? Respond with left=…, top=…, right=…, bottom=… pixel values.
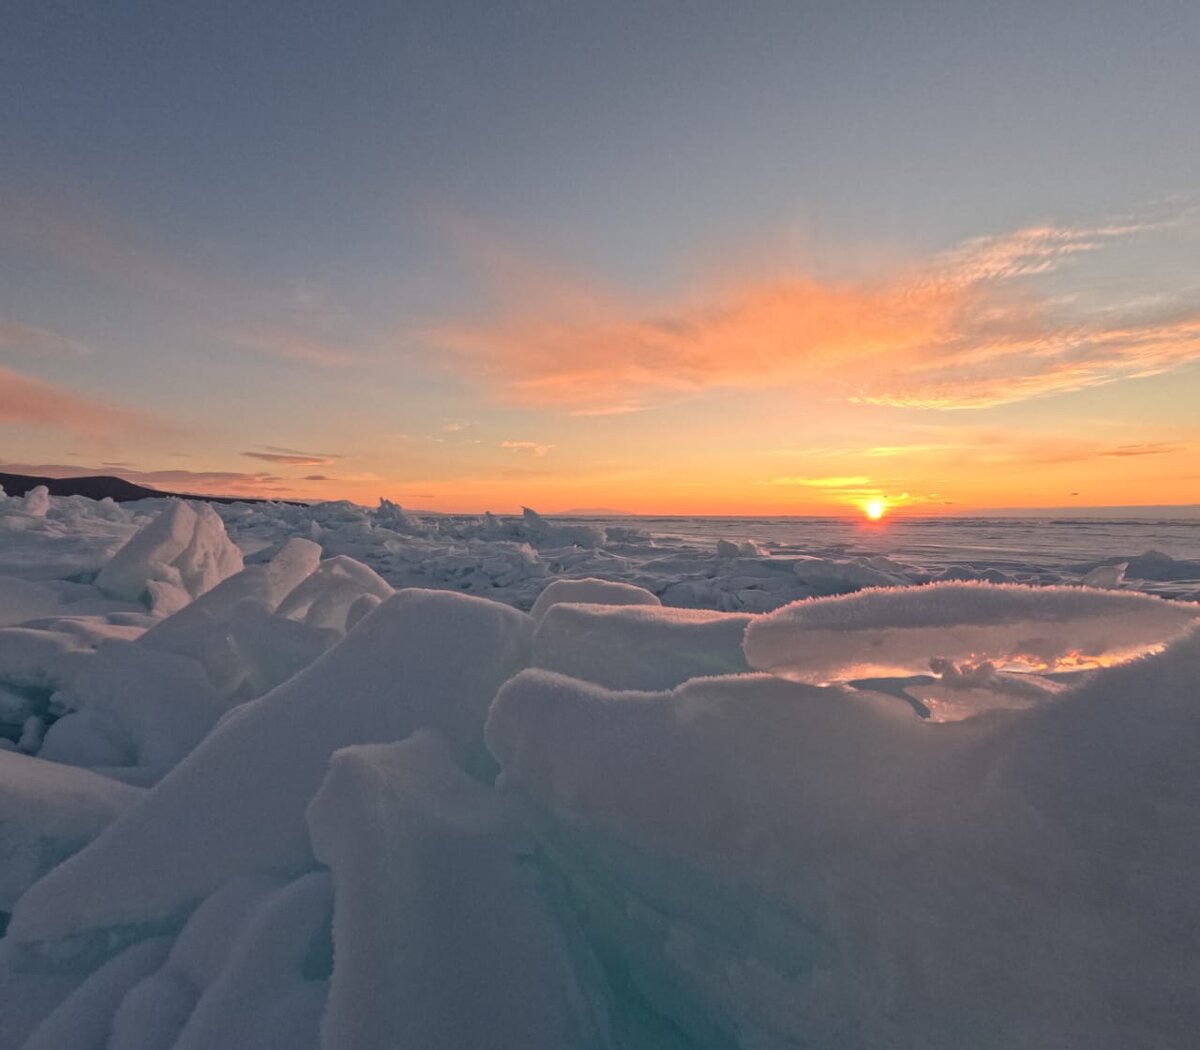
left=0, top=472, right=305, bottom=506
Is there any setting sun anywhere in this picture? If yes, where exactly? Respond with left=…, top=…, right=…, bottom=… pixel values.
left=864, top=498, right=887, bottom=520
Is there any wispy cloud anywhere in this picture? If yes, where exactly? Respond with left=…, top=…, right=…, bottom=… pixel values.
left=220, top=325, right=366, bottom=366
left=429, top=211, right=1200, bottom=413
left=0, top=365, right=166, bottom=437
left=1099, top=442, right=1185, bottom=457
left=771, top=443, right=965, bottom=458
left=0, top=319, right=91, bottom=357
left=770, top=475, right=871, bottom=487
left=241, top=446, right=343, bottom=466
left=500, top=440, right=553, bottom=457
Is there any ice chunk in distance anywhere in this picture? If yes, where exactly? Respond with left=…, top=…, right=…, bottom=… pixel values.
left=48, top=640, right=226, bottom=778
left=308, top=731, right=606, bottom=1050
left=1081, top=562, right=1126, bottom=589
left=530, top=577, right=661, bottom=621
left=534, top=604, right=751, bottom=691
left=23, top=485, right=51, bottom=518
left=791, top=556, right=903, bottom=594
left=744, top=581, right=1199, bottom=681
left=275, top=555, right=393, bottom=632
left=94, top=500, right=199, bottom=602
left=96, top=502, right=242, bottom=605
left=8, top=590, right=534, bottom=947
left=138, top=537, right=322, bottom=662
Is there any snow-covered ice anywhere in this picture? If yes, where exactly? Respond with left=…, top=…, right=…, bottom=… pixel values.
left=0, top=489, right=1197, bottom=1048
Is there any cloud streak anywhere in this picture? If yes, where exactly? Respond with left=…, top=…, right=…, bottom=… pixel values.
left=500, top=440, right=553, bottom=457
left=430, top=214, right=1200, bottom=413
left=220, top=325, right=365, bottom=366
left=770, top=475, right=871, bottom=488
left=0, top=365, right=164, bottom=437
left=242, top=446, right=343, bottom=466
left=0, top=319, right=91, bottom=357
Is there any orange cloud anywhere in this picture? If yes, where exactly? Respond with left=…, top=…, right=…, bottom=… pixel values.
left=0, top=365, right=164, bottom=437
left=770, top=475, right=871, bottom=487
left=429, top=216, right=1200, bottom=413
left=500, top=440, right=553, bottom=457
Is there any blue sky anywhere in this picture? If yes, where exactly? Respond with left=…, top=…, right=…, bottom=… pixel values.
left=3, top=1, right=1198, bottom=512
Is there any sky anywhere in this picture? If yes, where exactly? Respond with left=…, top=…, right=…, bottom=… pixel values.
left=3, top=0, right=1199, bottom=515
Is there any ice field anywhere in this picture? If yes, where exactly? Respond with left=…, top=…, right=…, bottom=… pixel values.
left=0, top=485, right=1198, bottom=1048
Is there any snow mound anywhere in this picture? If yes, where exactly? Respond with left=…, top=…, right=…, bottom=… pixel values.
left=20, top=937, right=173, bottom=1050
left=791, top=555, right=905, bottom=594
left=0, top=578, right=62, bottom=628
left=486, top=632, right=1200, bottom=1048
left=529, top=576, right=660, bottom=621
left=8, top=589, right=533, bottom=950
left=308, top=731, right=603, bottom=1049
left=744, top=581, right=1199, bottom=681
left=41, top=641, right=227, bottom=782
left=0, top=750, right=141, bottom=909
left=534, top=603, right=752, bottom=691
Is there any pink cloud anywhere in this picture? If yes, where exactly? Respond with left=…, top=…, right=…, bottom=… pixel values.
left=0, top=365, right=165, bottom=437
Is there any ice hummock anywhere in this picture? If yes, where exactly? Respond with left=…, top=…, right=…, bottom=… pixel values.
left=308, top=731, right=605, bottom=1049
left=744, top=580, right=1199, bottom=681
left=0, top=489, right=1197, bottom=1049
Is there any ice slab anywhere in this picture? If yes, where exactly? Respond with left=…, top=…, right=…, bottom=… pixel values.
left=744, top=581, right=1200, bottom=681
left=487, top=633, right=1200, bottom=1048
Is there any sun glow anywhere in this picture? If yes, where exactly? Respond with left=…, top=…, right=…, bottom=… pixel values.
left=864, top=498, right=887, bottom=520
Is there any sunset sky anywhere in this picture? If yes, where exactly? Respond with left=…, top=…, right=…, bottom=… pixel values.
left=3, top=2, right=1198, bottom=514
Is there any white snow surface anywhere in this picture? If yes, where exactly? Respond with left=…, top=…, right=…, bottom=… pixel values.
left=0, top=490, right=1197, bottom=1048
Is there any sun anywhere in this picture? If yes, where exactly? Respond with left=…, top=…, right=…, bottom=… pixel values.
left=864, top=498, right=887, bottom=521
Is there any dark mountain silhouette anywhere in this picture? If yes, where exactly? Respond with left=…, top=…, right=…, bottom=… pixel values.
left=0, top=472, right=306, bottom=506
